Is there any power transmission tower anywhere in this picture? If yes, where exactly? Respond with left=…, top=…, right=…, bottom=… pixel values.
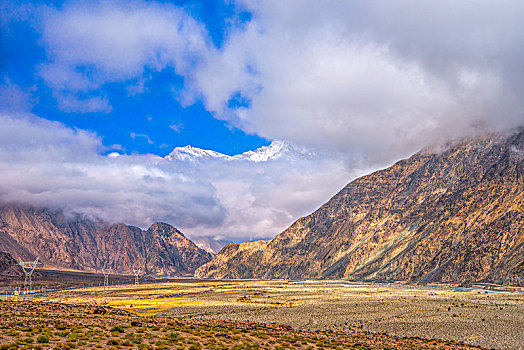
left=18, top=257, right=39, bottom=298
left=133, top=269, right=141, bottom=286
left=101, top=268, right=111, bottom=294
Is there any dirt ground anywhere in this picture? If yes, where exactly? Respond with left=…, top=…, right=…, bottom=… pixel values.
left=154, top=281, right=523, bottom=350
left=0, top=300, right=483, bottom=350
left=13, top=279, right=520, bottom=350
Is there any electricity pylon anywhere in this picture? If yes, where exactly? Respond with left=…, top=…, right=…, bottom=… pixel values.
left=133, top=269, right=140, bottom=286
left=18, top=257, right=40, bottom=298
left=101, top=268, right=111, bottom=294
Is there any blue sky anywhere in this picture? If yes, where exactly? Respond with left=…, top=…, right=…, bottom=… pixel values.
left=1, top=0, right=267, bottom=156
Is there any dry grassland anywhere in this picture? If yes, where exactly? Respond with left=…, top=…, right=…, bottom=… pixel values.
left=3, top=280, right=521, bottom=349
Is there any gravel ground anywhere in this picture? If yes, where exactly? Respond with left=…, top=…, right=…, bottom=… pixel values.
left=158, top=282, right=524, bottom=350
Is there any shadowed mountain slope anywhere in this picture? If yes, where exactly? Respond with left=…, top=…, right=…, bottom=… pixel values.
left=196, top=129, right=524, bottom=285
left=0, top=252, right=22, bottom=278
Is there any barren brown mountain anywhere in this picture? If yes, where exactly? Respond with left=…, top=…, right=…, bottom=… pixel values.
left=196, top=129, right=524, bottom=285
left=0, top=205, right=212, bottom=275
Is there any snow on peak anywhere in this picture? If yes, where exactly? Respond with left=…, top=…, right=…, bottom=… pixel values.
left=165, top=145, right=232, bottom=161
left=232, top=140, right=288, bottom=162
left=165, top=141, right=314, bottom=162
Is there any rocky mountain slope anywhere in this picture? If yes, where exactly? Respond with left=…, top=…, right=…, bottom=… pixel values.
left=0, top=205, right=212, bottom=275
left=196, top=129, right=524, bottom=285
left=197, top=240, right=269, bottom=278
left=0, top=252, right=22, bottom=278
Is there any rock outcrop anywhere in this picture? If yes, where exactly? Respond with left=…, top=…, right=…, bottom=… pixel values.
left=196, top=129, right=524, bottom=285
left=0, top=205, right=212, bottom=275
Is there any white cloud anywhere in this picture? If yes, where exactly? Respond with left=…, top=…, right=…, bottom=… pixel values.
left=0, top=112, right=353, bottom=241
left=39, top=0, right=211, bottom=112
left=0, top=77, right=34, bottom=114
left=0, top=113, right=226, bottom=229
left=53, top=93, right=112, bottom=114
left=130, top=132, right=154, bottom=144
left=169, top=123, right=183, bottom=133
left=195, top=0, right=524, bottom=167
left=180, top=155, right=355, bottom=241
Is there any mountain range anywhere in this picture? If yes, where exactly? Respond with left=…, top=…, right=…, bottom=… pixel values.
left=1, top=130, right=522, bottom=285
left=0, top=204, right=212, bottom=275
left=165, top=140, right=315, bottom=162
left=196, top=129, right=524, bottom=286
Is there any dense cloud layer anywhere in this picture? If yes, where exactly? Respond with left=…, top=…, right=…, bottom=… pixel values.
left=195, top=1, right=524, bottom=165
left=0, top=113, right=353, bottom=241
left=185, top=155, right=353, bottom=240
left=0, top=113, right=227, bottom=230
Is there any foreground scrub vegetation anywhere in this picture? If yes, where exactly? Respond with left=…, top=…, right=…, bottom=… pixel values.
left=0, top=300, right=481, bottom=350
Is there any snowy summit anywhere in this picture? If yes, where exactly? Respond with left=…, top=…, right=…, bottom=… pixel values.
left=165, top=141, right=315, bottom=162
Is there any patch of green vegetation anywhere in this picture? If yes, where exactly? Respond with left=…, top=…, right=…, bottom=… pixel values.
left=107, top=338, right=120, bottom=346
left=36, top=334, right=49, bottom=343
left=5, top=330, right=19, bottom=337
left=15, top=337, right=33, bottom=344
left=110, top=325, right=125, bottom=333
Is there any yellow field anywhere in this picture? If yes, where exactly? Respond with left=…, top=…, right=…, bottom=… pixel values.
left=41, top=280, right=292, bottom=316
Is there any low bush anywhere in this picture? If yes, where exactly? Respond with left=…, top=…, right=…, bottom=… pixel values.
left=36, top=334, right=49, bottom=343
left=110, top=325, right=125, bottom=333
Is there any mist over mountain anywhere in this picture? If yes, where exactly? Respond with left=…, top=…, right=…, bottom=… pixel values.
left=0, top=113, right=355, bottom=243
left=192, top=236, right=232, bottom=254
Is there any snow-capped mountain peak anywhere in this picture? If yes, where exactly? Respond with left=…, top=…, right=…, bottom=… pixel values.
left=165, top=145, right=232, bottom=161
left=165, top=141, right=314, bottom=162
left=232, top=140, right=288, bottom=162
